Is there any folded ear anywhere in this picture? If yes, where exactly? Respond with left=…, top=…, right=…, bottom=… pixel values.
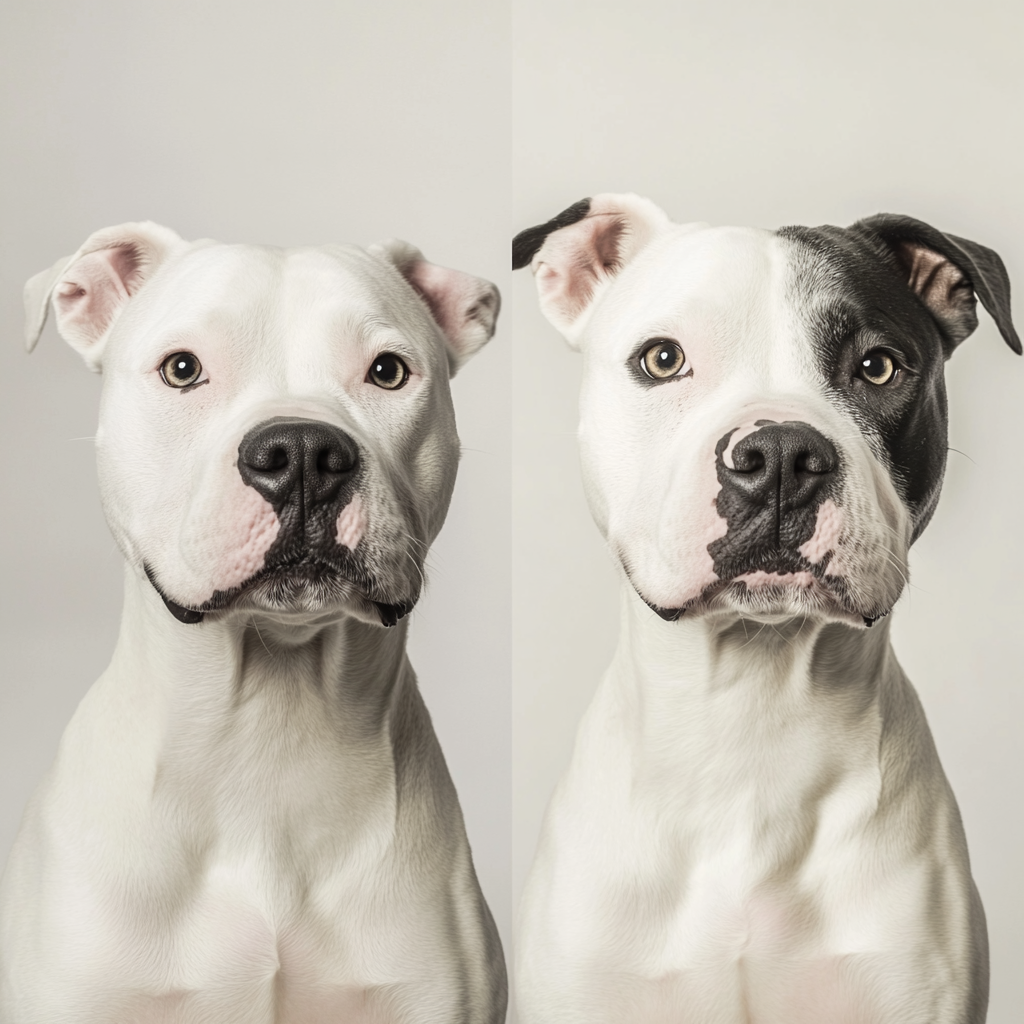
left=24, top=221, right=182, bottom=372
left=856, top=213, right=1020, bottom=357
left=512, top=193, right=671, bottom=347
left=370, top=239, right=500, bottom=376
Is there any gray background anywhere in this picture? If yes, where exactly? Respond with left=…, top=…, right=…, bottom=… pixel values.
left=3, top=0, right=1024, bottom=1020
left=512, top=1, right=1024, bottom=1021
left=0, top=0, right=511, bottom=978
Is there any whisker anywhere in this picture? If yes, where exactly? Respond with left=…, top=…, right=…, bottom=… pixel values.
left=250, top=617, right=273, bottom=657
left=947, top=447, right=976, bottom=465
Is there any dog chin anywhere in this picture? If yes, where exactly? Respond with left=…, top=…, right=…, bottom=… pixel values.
left=229, top=564, right=364, bottom=612
left=224, top=564, right=416, bottom=626
left=146, top=560, right=415, bottom=627
left=640, top=571, right=877, bottom=627
left=714, top=576, right=862, bottom=624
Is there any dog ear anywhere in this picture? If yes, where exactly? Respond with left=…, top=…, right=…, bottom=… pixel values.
left=24, top=222, right=182, bottom=372
left=512, top=193, right=671, bottom=347
left=369, top=240, right=500, bottom=377
left=856, top=213, right=1020, bottom=357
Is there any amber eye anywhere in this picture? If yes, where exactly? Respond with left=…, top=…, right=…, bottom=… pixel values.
left=368, top=353, right=410, bottom=390
left=160, top=352, right=203, bottom=388
left=639, top=339, right=686, bottom=380
left=858, top=350, right=898, bottom=386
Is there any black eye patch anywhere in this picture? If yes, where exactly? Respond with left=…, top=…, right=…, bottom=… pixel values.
left=779, top=225, right=951, bottom=540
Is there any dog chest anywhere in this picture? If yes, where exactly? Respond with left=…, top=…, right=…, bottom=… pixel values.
left=8, top=851, right=469, bottom=1024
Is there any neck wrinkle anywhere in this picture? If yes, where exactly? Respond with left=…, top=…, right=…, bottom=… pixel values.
left=109, top=565, right=410, bottom=759
left=610, top=585, right=894, bottom=747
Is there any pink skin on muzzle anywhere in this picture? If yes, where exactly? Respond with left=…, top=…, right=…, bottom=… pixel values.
left=212, top=485, right=281, bottom=591
left=335, top=494, right=366, bottom=550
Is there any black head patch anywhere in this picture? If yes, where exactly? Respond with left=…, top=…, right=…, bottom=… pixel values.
left=512, top=198, right=591, bottom=270
left=778, top=217, right=1018, bottom=540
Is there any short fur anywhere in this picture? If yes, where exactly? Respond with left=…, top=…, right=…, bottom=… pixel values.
left=2, top=224, right=506, bottom=1023
left=513, top=193, right=1017, bottom=1024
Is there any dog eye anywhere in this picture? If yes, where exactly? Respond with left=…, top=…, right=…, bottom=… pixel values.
left=367, top=353, right=410, bottom=390
left=160, top=351, right=203, bottom=389
left=858, top=350, right=898, bottom=386
left=639, top=339, right=686, bottom=380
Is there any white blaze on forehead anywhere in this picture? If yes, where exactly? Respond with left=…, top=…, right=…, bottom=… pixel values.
left=335, top=493, right=366, bottom=550
left=800, top=499, right=844, bottom=565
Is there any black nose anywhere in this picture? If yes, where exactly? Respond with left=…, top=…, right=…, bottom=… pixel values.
left=238, top=418, right=359, bottom=512
left=720, top=422, right=838, bottom=513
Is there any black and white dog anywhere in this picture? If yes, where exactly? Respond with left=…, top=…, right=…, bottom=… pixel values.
left=513, top=194, right=1018, bottom=1023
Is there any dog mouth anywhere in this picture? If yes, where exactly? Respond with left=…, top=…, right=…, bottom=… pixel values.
left=634, top=553, right=888, bottom=628
left=144, top=560, right=415, bottom=628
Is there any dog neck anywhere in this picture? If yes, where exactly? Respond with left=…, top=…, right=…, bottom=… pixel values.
left=90, top=566, right=414, bottom=837
left=599, top=586, right=897, bottom=825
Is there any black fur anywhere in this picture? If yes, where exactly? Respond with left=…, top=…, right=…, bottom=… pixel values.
left=856, top=214, right=1021, bottom=355
left=512, top=198, right=591, bottom=270
left=779, top=218, right=1018, bottom=540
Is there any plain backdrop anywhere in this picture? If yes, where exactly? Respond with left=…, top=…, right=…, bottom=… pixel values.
left=4, top=1, right=1024, bottom=1021
left=512, top=2, right=1024, bottom=1022
left=0, top=0, right=511, bottom=978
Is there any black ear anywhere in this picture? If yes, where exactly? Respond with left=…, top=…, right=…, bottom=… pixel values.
left=855, top=213, right=1020, bottom=356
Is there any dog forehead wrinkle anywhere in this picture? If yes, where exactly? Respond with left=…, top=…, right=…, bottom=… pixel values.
left=112, top=244, right=287, bottom=356
left=592, top=228, right=800, bottom=368
left=281, top=248, right=448, bottom=367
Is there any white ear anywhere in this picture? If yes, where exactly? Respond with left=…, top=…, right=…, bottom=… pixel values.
left=370, top=239, right=500, bottom=376
left=512, top=193, right=671, bottom=348
left=24, top=221, right=182, bottom=372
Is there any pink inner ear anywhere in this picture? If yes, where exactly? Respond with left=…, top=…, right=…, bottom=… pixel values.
left=900, top=243, right=966, bottom=302
left=54, top=245, right=142, bottom=346
left=895, top=241, right=977, bottom=342
left=536, top=212, right=625, bottom=323
left=406, top=261, right=466, bottom=338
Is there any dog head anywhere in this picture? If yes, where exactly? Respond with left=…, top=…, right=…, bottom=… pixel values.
left=515, top=194, right=1018, bottom=626
left=26, top=223, right=499, bottom=626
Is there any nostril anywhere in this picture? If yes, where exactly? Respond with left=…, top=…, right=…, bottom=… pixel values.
left=732, top=448, right=765, bottom=473
left=794, top=450, right=834, bottom=475
left=244, top=444, right=290, bottom=474
left=316, top=445, right=356, bottom=475
left=266, top=446, right=290, bottom=472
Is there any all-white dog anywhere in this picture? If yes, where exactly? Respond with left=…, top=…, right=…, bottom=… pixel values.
left=513, top=194, right=1019, bottom=1023
left=1, top=223, right=505, bottom=1023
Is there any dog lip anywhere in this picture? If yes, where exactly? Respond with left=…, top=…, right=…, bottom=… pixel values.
left=144, top=563, right=205, bottom=624
left=630, top=564, right=870, bottom=625
left=143, top=560, right=416, bottom=623
left=211, top=560, right=415, bottom=616
left=373, top=601, right=413, bottom=627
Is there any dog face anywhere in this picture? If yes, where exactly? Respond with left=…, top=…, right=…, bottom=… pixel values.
left=515, top=195, right=1018, bottom=625
left=26, top=224, right=499, bottom=626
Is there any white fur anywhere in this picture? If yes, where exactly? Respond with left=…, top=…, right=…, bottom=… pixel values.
left=516, top=196, right=985, bottom=1023
left=2, top=227, right=504, bottom=1023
